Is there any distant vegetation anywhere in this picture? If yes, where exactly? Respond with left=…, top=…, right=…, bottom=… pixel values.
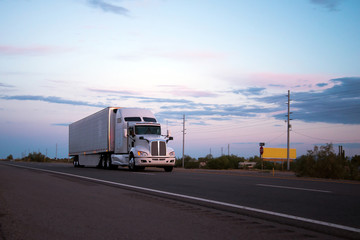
left=294, top=143, right=360, bottom=181
left=2, top=143, right=359, bottom=180
left=175, top=154, right=293, bottom=171
left=2, top=152, right=70, bottom=163
left=176, top=143, right=359, bottom=180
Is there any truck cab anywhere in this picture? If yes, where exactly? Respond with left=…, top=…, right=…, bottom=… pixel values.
left=111, top=108, right=175, bottom=172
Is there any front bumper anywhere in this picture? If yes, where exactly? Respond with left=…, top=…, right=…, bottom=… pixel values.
left=134, top=157, right=176, bottom=167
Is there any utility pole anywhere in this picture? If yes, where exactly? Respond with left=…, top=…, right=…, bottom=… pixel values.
left=182, top=114, right=186, bottom=168
left=56, top=143, right=58, bottom=160
left=228, top=144, right=230, bottom=156
left=286, top=90, right=292, bottom=171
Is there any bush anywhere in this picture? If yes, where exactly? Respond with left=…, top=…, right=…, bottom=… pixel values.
left=175, top=155, right=197, bottom=168
left=294, top=143, right=359, bottom=180
left=207, top=156, right=230, bottom=169
left=348, top=155, right=360, bottom=180
left=254, top=161, right=275, bottom=170
left=23, top=152, right=47, bottom=162
left=185, top=161, right=200, bottom=169
left=205, top=155, right=244, bottom=169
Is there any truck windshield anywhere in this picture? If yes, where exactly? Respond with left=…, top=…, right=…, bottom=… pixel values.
left=135, top=126, right=161, bottom=135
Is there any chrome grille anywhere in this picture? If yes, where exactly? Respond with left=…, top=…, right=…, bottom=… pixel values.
left=151, top=141, right=166, bottom=156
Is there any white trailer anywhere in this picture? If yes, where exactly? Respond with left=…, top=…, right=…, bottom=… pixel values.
left=69, top=107, right=175, bottom=172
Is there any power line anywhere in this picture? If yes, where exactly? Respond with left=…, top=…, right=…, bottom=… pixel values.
left=265, top=132, right=287, bottom=144
left=294, top=124, right=354, bottom=131
left=187, top=119, right=281, bottom=134
left=292, top=130, right=360, bottom=143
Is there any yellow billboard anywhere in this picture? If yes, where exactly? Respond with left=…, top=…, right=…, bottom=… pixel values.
left=262, top=148, right=296, bottom=159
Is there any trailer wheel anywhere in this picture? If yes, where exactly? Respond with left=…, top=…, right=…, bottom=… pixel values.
left=73, top=156, right=79, bottom=168
left=164, top=166, right=173, bottom=172
left=128, top=155, right=136, bottom=171
left=104, top=156, right=109, bottom=169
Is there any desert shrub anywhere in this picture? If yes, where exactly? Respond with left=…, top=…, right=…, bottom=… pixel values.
left=294, top=144, right=349, bottom=179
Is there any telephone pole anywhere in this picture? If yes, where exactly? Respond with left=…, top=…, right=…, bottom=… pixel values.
left=286, top=90, right=292, bottom=170
left=182, top=114, right=186, bottom=168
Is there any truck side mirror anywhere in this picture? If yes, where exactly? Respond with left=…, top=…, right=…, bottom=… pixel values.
left=124, top=129, right=127, bottom=137
left=167, top=130, right=171, bottom=137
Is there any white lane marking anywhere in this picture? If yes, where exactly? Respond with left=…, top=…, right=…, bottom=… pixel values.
left=6, top=163, right=359, bottom=234
left=256, top=184, right=332, bottom=193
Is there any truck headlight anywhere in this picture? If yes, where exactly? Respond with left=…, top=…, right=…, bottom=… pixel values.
left=169, top=151, right=175, bottom=157
left=137, top=151, right=148, bottom=157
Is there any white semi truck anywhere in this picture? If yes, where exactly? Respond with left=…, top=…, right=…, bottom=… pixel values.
left=69, top=107, right=175, bottom=172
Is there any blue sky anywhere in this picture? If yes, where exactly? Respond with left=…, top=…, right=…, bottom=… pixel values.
left=1, top=0, right=359, bottom=159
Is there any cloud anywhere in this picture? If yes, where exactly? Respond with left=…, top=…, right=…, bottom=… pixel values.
left=90, top=86, right=217, bottom=99
left=233, top=87, right=266, bottom=96
left=125, top=96, right=193, bottom=104
left=1, top=95, right=106, bottom=108
left=259, top=77, right=360, bottom=124
left=88, top=88, right=136, bottom=95
left=88, top=88, right=194, bottom=104
left=0, top=45, right=74, bottom=56
left=157, top=102, right=278, bottom=121
left=87, top=0, right=129, bottom=15
left=310, top=0, right=341, bottom=11
left=316, top=82, right=328, bottom=87
left=0, top=82, right=15, bottom=88
left=158, top=85, right=218, bottom=98
left=269, top=84, right=286, bottom=88
left=223, top=72, right=330, bottom=92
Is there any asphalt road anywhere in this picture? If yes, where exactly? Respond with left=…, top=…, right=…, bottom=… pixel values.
left=0, top=161, right=359, bottom=239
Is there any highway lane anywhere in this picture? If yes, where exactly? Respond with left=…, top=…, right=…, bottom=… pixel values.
left=0, top=162, right=346, bottom=240
left=2, top=161, right=360, bottom=237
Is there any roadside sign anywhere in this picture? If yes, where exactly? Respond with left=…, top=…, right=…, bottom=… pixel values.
left=260, top=146, right=264, bottom=155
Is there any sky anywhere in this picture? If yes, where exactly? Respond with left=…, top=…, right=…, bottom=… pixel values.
left=1, top=0, right=359, bottom=159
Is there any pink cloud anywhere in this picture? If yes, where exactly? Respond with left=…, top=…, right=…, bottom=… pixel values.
left=224, top=72, right=339, bottom=92
left=0, top=45, right=74, bottom=56
left=88, top=88, right=137, bottom=95
left=249, top=72, right=337, bottom=90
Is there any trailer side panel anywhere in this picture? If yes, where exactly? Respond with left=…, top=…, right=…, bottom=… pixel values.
left=69, top=107, right=118, bottom=155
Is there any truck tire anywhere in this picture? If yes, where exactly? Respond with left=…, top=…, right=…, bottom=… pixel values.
left=128, top=155, right=136, bottom=171
left=73, top=156, right=79, bottom=168
left=164, top=166, right=173, bottom=172
left=104, top=157, right=109, bottom=169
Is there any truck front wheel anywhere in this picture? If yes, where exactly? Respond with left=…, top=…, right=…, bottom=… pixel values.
left=128, top=155, right=136, bottom=171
